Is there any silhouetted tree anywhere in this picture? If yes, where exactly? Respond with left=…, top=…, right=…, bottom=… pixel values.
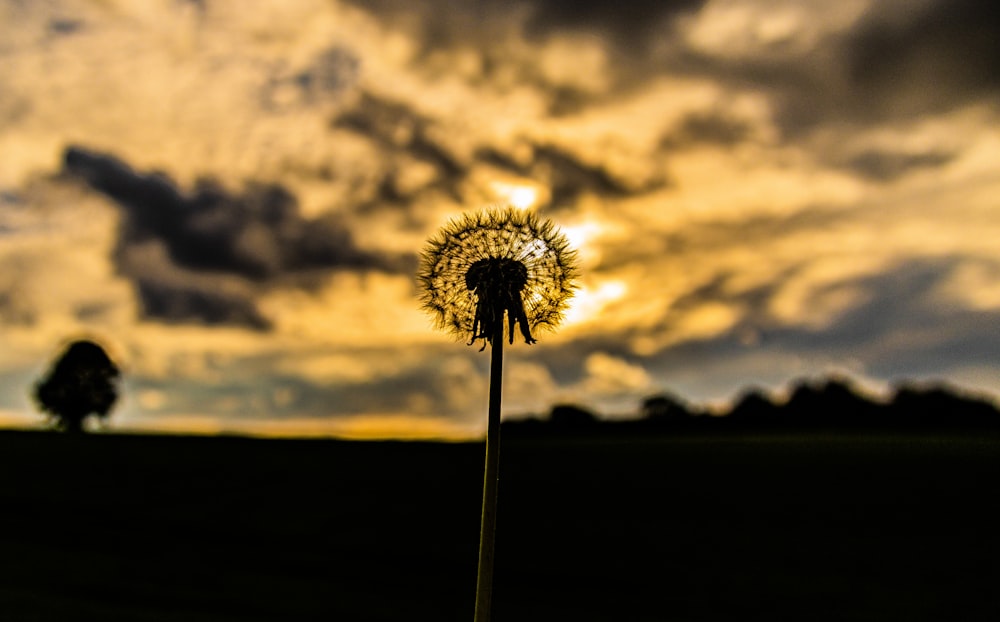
left=548, top=403, right=598, bottom=427
left=889, top=382, right=1000, bottom=428
left=727, top=387, right=781, bottom=426
left=641, top=392, right=690, bottom=421
left=784, top=376, right=878, bottom=427
left=34, top=340, right=121, bottom=433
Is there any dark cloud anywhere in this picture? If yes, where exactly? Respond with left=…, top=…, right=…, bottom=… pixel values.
left=135, top=275, right=270, bottom=331
left=579, top=200, right=999, bottom=387
left=848, top=0, right=1000, bottom=118
left=841, top=149, right=955, bottom=182
left=0, top=87, right=32, bottom=132
left=48, top=18, right=85, bottom=36
left=537, top=145, right=647, bottom=204
left=668, top=58, right=814, bottom=137
left=530, top=336, right=639, bottom=388
left=115, top=237, right=271, bottom=331
left=662, top=1, right=1000, bottom=138
left=610, top=214, right=997, bottom=369
left=63, top=146, right=394, bottom=277
left=519, top=0, right=706, bottom=43
left=333, top=90, right=665, bottom=211
left=140, top=346, right=486, bottom=421
left=334, top=92, right=465, bottom=178
left=598, top=205, right=851, bottom=271
left=337, top=0, right=703, bottom=99
left=61, top=146, right=406, bottom=329
left=538, top=254, right=1000, bottom=408
left=479, top=142, right=650, bottom=207
left=334, top=93, right=416, bottom=147
left=178, top=0, right=207, bottom=15
left=297, top=362, right=476, bottom=417
left=484, top=140, right=669, bottom=205
left=645, top=256, right=1000, bottom=395
left=660, top=111, right=753, bottom=149
left=260, top=46, right=360, bottom=112
left=0, top=289, right=37, bottom=326
left=343, top=0, right=704, bottom=45
left=790, top=258, right=1000, bottom=376
left=333, top=91, right=466, bottom=206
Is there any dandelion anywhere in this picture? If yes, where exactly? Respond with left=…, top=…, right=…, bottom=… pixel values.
left=419, top=207, right=577, bottom=349
left=418, top=206, right=578, bottom=622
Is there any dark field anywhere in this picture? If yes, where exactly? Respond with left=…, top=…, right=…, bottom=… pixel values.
left=0, top=431, right=998, bottom=621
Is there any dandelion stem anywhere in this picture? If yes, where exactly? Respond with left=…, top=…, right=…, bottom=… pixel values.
left=474, top=319, right=504, bottom=622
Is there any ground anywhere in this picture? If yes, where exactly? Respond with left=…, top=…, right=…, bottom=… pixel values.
left=0, top=430, right=997, bottom=621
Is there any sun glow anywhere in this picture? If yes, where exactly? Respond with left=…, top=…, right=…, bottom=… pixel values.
left=489, top=180, right=542, bottom=210
left=564, top=279, right=628, bottom=326
left=561, top=221, right=602, bottom=249
left=116, top=414, right=479, bottom=440
left=560, top=220, right=605, bottom=265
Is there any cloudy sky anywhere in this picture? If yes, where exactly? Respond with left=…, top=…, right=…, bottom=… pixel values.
left=1, top=0, right=998, bottom=438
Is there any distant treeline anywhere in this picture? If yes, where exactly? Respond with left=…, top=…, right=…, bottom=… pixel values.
left=505, top=376, right=1000, bottom=436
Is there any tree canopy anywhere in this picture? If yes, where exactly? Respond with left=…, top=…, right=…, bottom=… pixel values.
left=34, top=340, right=121, bottom=433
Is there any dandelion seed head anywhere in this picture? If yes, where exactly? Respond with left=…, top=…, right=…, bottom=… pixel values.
left=418, top=206, right=579, bottom=347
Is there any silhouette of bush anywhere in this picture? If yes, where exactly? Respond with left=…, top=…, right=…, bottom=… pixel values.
left=889, top=382, right=1000, bottom=429
left=512, top=375, right=999, bottom=437
left=783, top=376, right=879, bottom=427
left=727, top=388, right=782, bottom=426
left=33, top=340, right=121, bottom=433
left=548, top=403, right=598, bottom=428
left=640, top=392, right=691, bottom=421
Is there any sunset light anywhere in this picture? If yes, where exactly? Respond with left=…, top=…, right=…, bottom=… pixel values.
left=488, top=180, right=543, bottom=210
left=4, top=3, right=1000, bottom=618
left=563, top=279, right=628, bottom=327
left=559, top=220, right=607, bottom=265
left=0, top=0, right=998, bottom=439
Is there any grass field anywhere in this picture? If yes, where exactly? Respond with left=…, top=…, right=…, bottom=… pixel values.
left=0, top=430, right=997, bottom=621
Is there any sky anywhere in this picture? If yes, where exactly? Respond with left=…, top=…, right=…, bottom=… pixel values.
left=1, top=0, right=998, bottom=438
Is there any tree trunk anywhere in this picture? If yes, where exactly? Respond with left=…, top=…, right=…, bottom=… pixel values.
left=62, top=414, right=86, bottom=434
